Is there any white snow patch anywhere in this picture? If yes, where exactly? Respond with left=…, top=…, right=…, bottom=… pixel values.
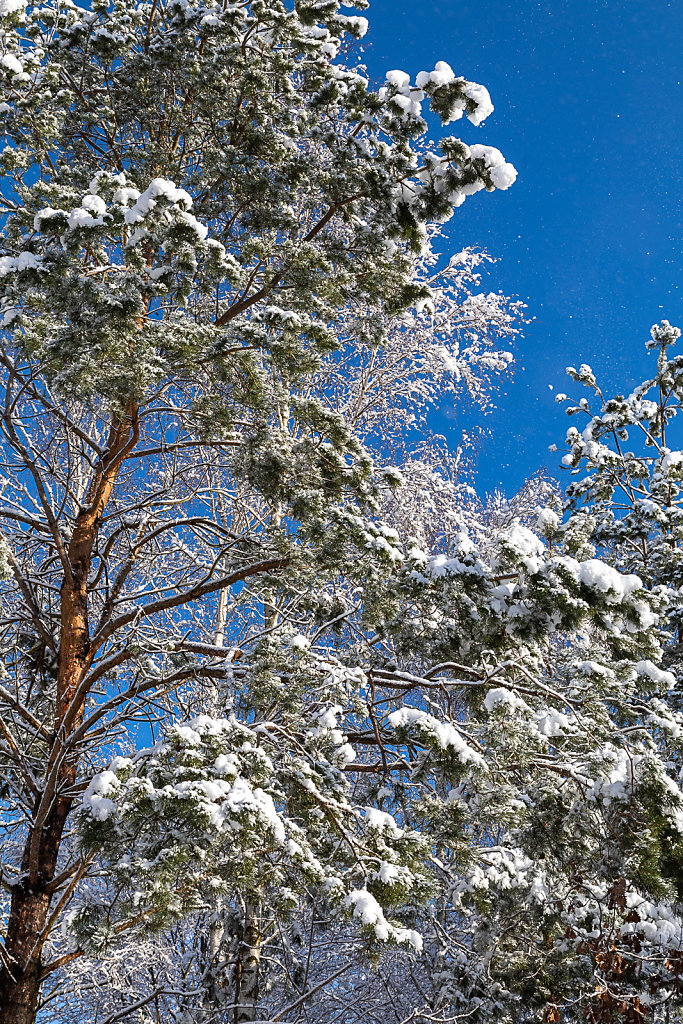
left=0, top=0, right=27, bottom=15
left=388, top=707, right=483, bottom=765
left=345, top=889, right=422, bottom=950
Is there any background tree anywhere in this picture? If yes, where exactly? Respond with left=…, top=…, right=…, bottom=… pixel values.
left=559, top=320, right=683, bottom=685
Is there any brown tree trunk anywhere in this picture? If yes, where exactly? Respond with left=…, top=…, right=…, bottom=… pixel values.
left=0, top=407, right=138, bottom=1024
left=0, top=890, right=49, bottom=1024
left=0, top=973, right=41, bottom=1024
left=0, top=802, right=74, bottom=1022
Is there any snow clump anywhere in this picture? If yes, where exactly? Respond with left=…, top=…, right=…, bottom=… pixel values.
left=345, top=889, right=423, bottom=950
left=416, top=62, right=494, bottom=125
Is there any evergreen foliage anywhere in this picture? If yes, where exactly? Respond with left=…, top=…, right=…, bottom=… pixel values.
left=1, top=0, right=682, bottom=1022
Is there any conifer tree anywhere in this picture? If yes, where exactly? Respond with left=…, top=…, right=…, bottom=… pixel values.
left=2, top=0, right=680, bottom=1019
left=0, top=0, right=521, bottom=1020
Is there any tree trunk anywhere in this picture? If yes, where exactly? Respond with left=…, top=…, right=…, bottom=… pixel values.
left=198, top=582, right=233, bottom=1021
left=0, top=407, right=138, bottom=1024
left=0, top=972, right=41, bottom=1024
left=233, top=899, right=262, bottom=1024
left=199, top=915, right=226, bottom=1022
left=207, top=584, right=230, bottom=714
left=0, top=568, right=90, bottom=1024
left=0, top=890, right=48, bottom=1024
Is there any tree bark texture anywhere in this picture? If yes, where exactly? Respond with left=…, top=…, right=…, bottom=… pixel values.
left=233, top=899, right=262, bottom=1024
left=0, top=408, right=138, bottom=1024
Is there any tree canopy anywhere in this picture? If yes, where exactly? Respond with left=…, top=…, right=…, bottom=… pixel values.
left=1, top=1, right=683, bottom=1023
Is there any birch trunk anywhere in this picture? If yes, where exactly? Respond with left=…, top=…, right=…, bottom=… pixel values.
left=233, top=899, right=262, bottom=1024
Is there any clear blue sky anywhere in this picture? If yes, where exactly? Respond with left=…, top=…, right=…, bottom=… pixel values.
left=361, top=0, right=682, bottom=494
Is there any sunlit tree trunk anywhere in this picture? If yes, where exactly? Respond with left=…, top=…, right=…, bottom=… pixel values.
left=0, top=408, right=138, bottom=1024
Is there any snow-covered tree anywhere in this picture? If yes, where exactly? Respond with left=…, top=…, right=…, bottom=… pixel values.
left=2, top=0, right=680, bottom=1018
left=559, top=321, right=683, bottom=681
left=0, top=0, right=525, bottom=1020
left=72, top=498, right=683, bottom=1024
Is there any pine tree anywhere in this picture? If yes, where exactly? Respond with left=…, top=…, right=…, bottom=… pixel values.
left=559, top=321, right=683, bottom=683
left=3, top=0, right=680, bottom=1019
left=0, top=0, right=521, bottom=1020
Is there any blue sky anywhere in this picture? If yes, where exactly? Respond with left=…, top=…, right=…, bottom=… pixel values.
left=361, top=0, right=682, bottom=495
